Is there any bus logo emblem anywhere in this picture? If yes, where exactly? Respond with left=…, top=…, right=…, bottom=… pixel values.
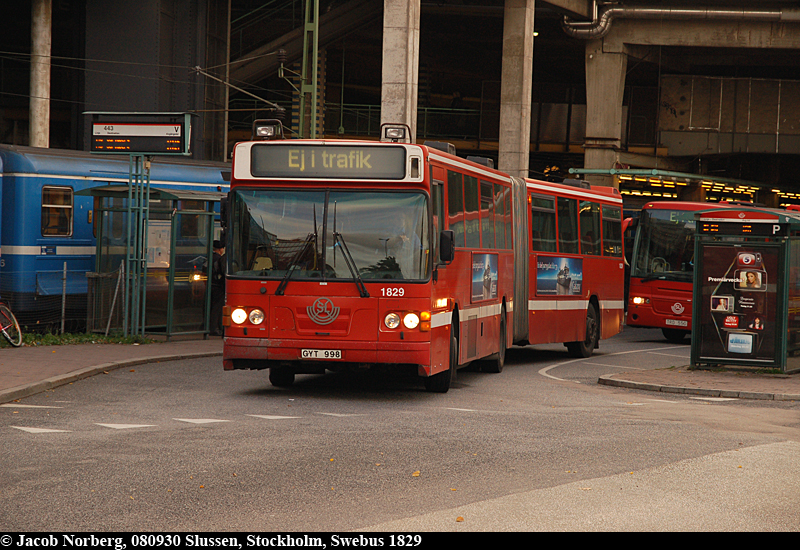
left=671, top=302, right=685, bottom=315
left=308, top=298, right=340, bottom=325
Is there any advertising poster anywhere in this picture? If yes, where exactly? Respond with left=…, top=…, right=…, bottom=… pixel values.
left=537, top=256, right=583, bottom=296
left=471, top=253, right=498, bottom=302
left=698, top=245, right=778, bottom=362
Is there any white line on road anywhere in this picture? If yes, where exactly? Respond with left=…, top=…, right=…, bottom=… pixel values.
left=538, top=346, right=685, bottom=382
left=1, top=404, right=63, bottom=409
left=173, top=418, right=231, bottom=424
left=95, top=423, right=157, bottom=430
left=11, top=426, right=71, bottom=433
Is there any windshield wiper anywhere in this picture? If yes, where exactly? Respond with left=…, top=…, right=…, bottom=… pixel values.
left=333, top=232, right=369, bottom=298
left=275, top=233, right=315, bottom=296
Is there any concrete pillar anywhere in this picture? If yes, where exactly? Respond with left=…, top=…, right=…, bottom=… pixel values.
left=29, top=0, right=52, bottom=148
left=381, top=0, right=420, bottom=141
left=584, top=39, right=627, bottom=188
left=498, top=0, right=535, bottom=178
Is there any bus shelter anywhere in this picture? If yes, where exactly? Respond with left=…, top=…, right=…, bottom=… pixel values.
left=81, top=185, right=224, bottom=339
left=691, top=206, right=800, bottom=374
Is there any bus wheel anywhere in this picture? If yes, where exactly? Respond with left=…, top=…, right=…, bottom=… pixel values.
left=425, top=334, right=456, bottom=393
left=269, top=367, right=295, bottom=387
left=567, top=303, right=599, bottom=358
left=482, top=307, right=506, bottom=374
left=662, top=328, right=689, bottom=343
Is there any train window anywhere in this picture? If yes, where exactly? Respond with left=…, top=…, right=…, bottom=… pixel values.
left=41, top=186, right=73, bottom=237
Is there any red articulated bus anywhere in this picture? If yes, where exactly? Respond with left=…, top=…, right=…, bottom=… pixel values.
left=626, top=200, right=737, bottom=342
left=521, top=178, right=626, bottom=357
left=221, top=121, right=624, bottom=391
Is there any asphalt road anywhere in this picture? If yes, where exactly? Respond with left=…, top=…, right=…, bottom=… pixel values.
left=2, top=328, right=798, bottom=532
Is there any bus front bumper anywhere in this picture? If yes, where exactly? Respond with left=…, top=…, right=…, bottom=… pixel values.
left=223, top=337, right=430, bottom=370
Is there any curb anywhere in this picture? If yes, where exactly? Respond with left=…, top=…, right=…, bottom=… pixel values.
left=598, top=374, right=800, bottom=402
left=0, top=351, right=222, bottom=405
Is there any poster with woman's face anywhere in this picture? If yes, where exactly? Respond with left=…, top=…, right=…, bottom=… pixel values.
left=699, top=246, right=777, bottom=362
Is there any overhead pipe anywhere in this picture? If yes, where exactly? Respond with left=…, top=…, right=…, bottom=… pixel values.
left=562, top=1, right=800, bottom=40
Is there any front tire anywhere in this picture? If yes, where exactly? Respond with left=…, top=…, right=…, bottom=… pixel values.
left=269, top=367, right=295, bottom=387
left=662, top=328, right=689, bottom=343
left=566, top=302, right=599, bottom=358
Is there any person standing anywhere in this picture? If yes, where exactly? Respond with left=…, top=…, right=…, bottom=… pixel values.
left=210, top=240, right=226, bottom=336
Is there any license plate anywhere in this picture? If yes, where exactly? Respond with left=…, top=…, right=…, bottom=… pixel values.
left=665, top=319, right=688, bottom=327
left=301, top=349, right=342, bottom=360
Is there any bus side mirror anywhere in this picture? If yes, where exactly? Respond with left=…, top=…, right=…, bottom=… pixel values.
left=439, top=230, right=455, bottom=264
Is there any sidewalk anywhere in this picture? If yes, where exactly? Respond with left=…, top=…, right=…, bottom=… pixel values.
left=599, top=365, right=800, bottom=401
left=1, top=336, right=799, bottom=403
left=0, top=335, right=222, bottom=404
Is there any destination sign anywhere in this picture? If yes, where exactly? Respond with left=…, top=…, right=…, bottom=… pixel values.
left=250, top=144, right=406, bottom=180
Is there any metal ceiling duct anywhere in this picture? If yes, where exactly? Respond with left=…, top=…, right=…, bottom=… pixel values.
left=561, top=1, right=800, bottom=39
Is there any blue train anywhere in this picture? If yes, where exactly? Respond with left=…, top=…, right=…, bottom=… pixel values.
left=0, top=145, right=230, bottom=327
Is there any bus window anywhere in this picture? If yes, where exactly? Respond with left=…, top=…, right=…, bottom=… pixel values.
left=530, top=194, right=556, bottom=252
left=41, top=186, right=73, bottom=237
left=494, top=183, right=506, bottom=250
left=447, top=171, right=465, bottom=247
left=504, top=186, right=513, bottom=249
left=557, top=197, right=579, bottom=254
left=464, top=174, right=480, bottom=248
left=580, top=200, right=601, bottom=256
left=432, top=179, right=444, bottom=263
left=480, top=180, right=495, bottom=249
left=602, top=205, right=623, bottom=257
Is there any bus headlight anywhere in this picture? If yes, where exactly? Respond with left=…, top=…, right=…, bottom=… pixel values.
left=632, top=296, right=649, bottom=305
left=384, top=313, right=401, bottom=329
left=231, top=308, right=248, bottom=324
left=403, top=313, right=420, bottom=330
left=249, top=309, right=265, bottom=325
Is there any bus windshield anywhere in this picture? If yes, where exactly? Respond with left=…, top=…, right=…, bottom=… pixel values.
left=631, top=209, right=696, bottom=283
left=229, top=189, right=430, bottom=281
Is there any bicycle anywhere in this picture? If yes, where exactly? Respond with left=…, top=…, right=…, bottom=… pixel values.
left=0, top=299, right=22, bottom=347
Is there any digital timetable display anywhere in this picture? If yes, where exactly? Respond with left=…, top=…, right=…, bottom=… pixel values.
left=86, top=112, right=192, bottom=155
left=250, top=144, right=407, bottom=180
left=91, top=123, right=186, bottom=154
left=698, top=220, right=787, bottom=237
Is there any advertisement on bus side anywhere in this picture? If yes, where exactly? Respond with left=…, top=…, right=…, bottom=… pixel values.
left=698, top=246, right=777, bottom=361
left=536, top=256, right=583, bottom=296
left=471, top=253, right=498, bottom=302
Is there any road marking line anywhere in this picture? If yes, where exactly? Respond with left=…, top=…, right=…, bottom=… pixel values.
left=539, top=345, right=685, bottom=382
left=173, top=418, right=230, bottom=424
left=1, top=404, right=62, bottom=409
left=95, top=423, right=157, bottom=430
left=247, top=415, right=301, bottom=420
left=11, top=426, right=71, bottom=433
left=317, top=413, right=365, bottom=417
